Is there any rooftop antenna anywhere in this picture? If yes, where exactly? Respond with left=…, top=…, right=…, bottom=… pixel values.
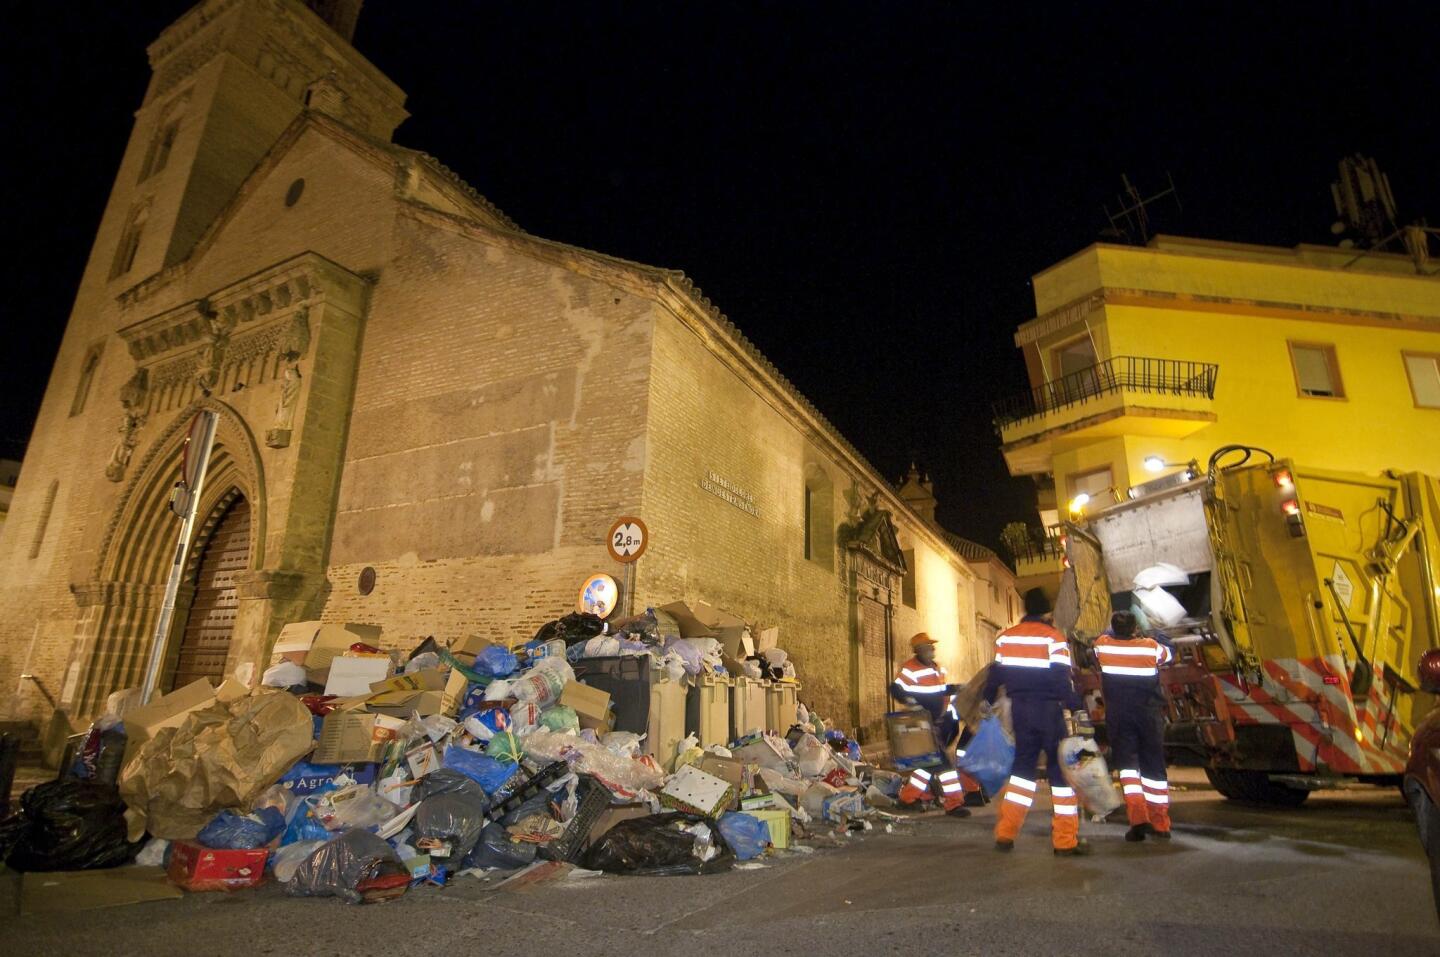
left=1332, top=155, right=1437, bottom=274
left=1100, top=172, right=1182, bottom=244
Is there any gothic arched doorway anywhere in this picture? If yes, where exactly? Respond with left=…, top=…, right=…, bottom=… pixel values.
left=167, top=495, right=251, bottom=692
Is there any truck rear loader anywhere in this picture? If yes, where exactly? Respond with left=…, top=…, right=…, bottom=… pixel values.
left=1056, top=449, right=1440, bottom=806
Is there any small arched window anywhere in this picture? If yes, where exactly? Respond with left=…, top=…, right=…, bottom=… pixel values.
left=30, top=480, right=59, bottom=559
left=110, top=202, right=150, bottom=279
left=139, top=93, right=188, bottom=182
left=70, top=344, right=103, bottom=417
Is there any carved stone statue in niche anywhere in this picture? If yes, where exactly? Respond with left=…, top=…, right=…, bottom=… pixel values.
left=194, top=305, right=234, bottom=396
left=105, top=369, right=149, bottom=482
left=266, top=307, right=310, bottom=449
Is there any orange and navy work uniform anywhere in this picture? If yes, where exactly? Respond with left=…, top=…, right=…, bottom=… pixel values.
left=890, top=656, right=969, bottom=811
left=1095, top=630, right=1174, bottom=834
left=983, top=616, right=1082, bottom=850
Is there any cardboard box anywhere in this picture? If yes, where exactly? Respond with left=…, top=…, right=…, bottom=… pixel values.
left=659, top=764, right=737, bottom=817
left=304, top=623, right=383, bottom=683
left=324, top=655, right=393, bottom=697
left=559, top=681, right=613, bottom=732
left=167, top=843, right=268, bottom=892
left=313, top=711, right=404, bottom=764
left=755, top=627, right=779, bottom=654
left=369, top=669, right=446, bottom=695
left=273, top=621, right=322, bottom=663
left=441, top=669, right=471, bottom=716
left=887, top=711, right=941, bottom=760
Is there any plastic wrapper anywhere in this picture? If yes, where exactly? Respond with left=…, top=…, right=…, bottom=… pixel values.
left=793, top=733, right=838, bottom=778
left=197, top=807, right=286, bottom=849
left=285, top=828, right=407, bottom=904
left=539, top=706, right=580, bottom=734
left=485, top=730, right=524, bottom=764
left=441, top=746, right=519, bottom=794
left=463, top=822, right=537, bottom=870
left=509, top=700, right=542, bottom=736
left=602, top=731, right=644, bottom=757
left=521, top=729, right=666, bottom=794
left=610, top=609, right=661, bottom=642
left=583, top=812, right=735, bottom=876
left=261, top=660, right=309, bottom=689
left=1, top=779, right=142, bottom=871
left=413, top=791, right=488, bottom=864
left=483, top=679, right=513, bottom=702
left=474, top=644, right=520, bottom=678
left=674, top=733, right=703, bottom=770
left=319, top=784, right=399, bottom=831
left=820, top=791, right=865, bottom=822
left=717, top=812, right=769, bottom=861
left=281, top=796, right=332, bottom=845
left=404, top=652, right=441, bottom=674
left=956, top=714, right=1015, bottom=795
left=1059, top=735, right=1122, bottom=815
left=510, top=657, right=574, bottom=706
left=757, top=767, right=810, bottom=798
left=658, top=653, right=687, bottom=683
left=271, top=839, right=325, bottom=883
left=462, top=704, right=511, bottom=742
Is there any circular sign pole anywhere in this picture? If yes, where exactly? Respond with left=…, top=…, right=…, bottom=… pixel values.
left=606, top=517, right=648, bottom=618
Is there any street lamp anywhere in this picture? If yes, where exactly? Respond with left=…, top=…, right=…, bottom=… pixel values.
left=1068, top=486, right=1123, bottom=516
left=1142, top=455, right=1200, bottom=479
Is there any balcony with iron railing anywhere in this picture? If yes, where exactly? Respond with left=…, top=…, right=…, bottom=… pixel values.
left=1005, top=527, right=1067, bottom=581
left=994, top=355, right=1219, bottom=474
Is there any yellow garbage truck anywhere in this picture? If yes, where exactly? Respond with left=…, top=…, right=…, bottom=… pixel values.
left=1056, top=448, right=1440, bottom=806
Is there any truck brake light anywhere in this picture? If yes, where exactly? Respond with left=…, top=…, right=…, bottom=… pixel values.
left=1280, top=499, right=1306, bottom=537
left=1273, top=470, right=1294, bottom=491
left=1322, top=675, right=1340, bottom=686
left=1281, top=499, right=1300, bottom=516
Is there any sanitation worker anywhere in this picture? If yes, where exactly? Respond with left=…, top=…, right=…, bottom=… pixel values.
left=1094, top=610, right=1174, bottom=841
left=890, top=632, right=973, bottom=816
left=984, top=588, right=1089, bottom=856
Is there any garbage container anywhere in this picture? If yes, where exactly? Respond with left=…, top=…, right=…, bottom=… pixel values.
left=730, top=675, right=770, bottom=740
left=685, top=672, right=732, bottom=749
left=572, top=657, right=687, bottom=771
left=766, top=681, right=801, bottom=734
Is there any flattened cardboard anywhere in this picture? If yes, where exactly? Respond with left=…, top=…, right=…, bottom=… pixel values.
left=314, top=711, right=402, bottom=764
left=273, top=621, right=322, bottom=660
left=304, top=623, right=383, bottom=682
left=659, top=764, right=736, bottom=817
left=755, top=627, right=779, bottom=653
left=21, top=866, right=182, bottom=914
left=696, top=754, right=744, bottom=810
left=323, top=655, right=393, bottom=697
left=120, top=678, right=215, bottom=766
left=658, top=601, right=749, bottom=653
left=559, top=681, right=613, bottom=731
left=369, top=669, right=446, bottom=694
left=365, top=689, right=444, bottom=717
left=441, top=669, right=470, bottom=716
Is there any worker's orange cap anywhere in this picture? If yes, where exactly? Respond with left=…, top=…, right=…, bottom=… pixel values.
left=910, top=632, right=937, bottom=651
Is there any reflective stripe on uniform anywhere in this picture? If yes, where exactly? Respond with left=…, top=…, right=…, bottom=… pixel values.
left=1053, top=803, right=1079, bottom=816
left=1144, top=792, right=1170, bottom=805
left=1004, top=791, right=1033, bottom=807
left=1008, top=776, right=1037, bottom=792
left=1141, top=776, right=1168, bottom=790
left=1051, top=786, right=1076, bottom=798
left=912, top=768, right=932, bottom=781
left=895, top=680, right=941, bottom=693
left=1100, top=664, right=1160, bottom=677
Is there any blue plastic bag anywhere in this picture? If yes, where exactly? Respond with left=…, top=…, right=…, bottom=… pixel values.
left=717, top=812, right=769, bottom=861
left=474, top=645, right=519, bottom=678
left=442, top=746, right=519, bottom=795
left=197, top=807, right=286, bottom=850
left=281, top=796, right=333, bottom=846
left=956, top=715, right=1015, bottom=795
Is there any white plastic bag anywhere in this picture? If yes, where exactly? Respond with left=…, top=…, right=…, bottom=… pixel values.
left=262, top=660, right=309, bottom=688
left=1059, top=736, right=1121, bottom=816
left=793, top=733, right=837, bottom=778
left=135, top=837, right=169, bottom=867
left=601, top=731, right=644, bottom=757
left=1133, top=585, right=1187, bottom=628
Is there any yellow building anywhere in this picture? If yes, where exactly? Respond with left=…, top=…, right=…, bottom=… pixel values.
left=996, top=235, right=1440, bottom=579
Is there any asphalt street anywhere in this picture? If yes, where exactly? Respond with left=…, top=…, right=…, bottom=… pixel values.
left=3, top=769, right=1436, bottom=956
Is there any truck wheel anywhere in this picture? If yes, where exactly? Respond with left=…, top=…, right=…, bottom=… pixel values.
left=1205, top=767, right=1310, bottom=807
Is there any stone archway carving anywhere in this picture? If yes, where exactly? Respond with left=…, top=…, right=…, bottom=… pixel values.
left=68, top=398, right=265, bottom=716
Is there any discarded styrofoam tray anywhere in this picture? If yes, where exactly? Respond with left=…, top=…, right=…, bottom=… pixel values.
left=659, top=764, right=737, bottom=817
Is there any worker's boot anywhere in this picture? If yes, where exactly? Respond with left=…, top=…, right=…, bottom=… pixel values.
left=937, top=769, right=968, bottom=816
left=1125, top=823, right=1150, bottom=842
left=1053, top=839, right=1092, bottom=858
left=1143, top=776, right=1172, bottom=839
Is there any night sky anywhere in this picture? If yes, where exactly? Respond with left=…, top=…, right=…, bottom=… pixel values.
left=3, top=2, right=1437, bottom=552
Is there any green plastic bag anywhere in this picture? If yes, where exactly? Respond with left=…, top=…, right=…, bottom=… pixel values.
left=486, top=730, right=523, bottom=764
left=539, top=706, right=580, bottom=734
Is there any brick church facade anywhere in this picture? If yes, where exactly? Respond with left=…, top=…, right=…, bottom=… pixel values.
left=0, top=0, right=990, bottom=749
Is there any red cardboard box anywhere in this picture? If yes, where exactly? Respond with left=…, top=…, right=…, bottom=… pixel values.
left=167, top=842, right=269, bottom=892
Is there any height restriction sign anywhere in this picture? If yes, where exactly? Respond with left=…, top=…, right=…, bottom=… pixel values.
left=607, top=517, right=648, bottom=562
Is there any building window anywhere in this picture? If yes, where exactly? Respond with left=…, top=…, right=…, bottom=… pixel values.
left=110, top=203, right=150, bottom=279
left=139, top=120, right=180, bottom=181
left=1403, top=352, right=1440, bottom=409
left=902, top=548, right=917, bottom=608
left=1288, top=342, right=1345, bottom=399
left=30, top=480, right=58, bottom=559
left=70, top=344, right=104, bottom=417
left=802, top=464, right=834, bottom=570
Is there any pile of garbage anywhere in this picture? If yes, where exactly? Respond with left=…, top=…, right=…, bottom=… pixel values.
left=1, top=601, right=899, bottom=904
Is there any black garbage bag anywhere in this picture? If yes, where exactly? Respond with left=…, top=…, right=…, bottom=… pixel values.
left=497, top=788, right=553, bottom=828
left=532, top=612, right=607, bottom=647
left=411, top=768, right=489, bottom=806
left=463, top=821, right=538, bottom=871
left=583, top=812, right=734, bottom=877
left=286, top=828, right=408, bottom=904
left=2, top=778, right=141, bottom=871
left=413, top=792, right=488, bottom=865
